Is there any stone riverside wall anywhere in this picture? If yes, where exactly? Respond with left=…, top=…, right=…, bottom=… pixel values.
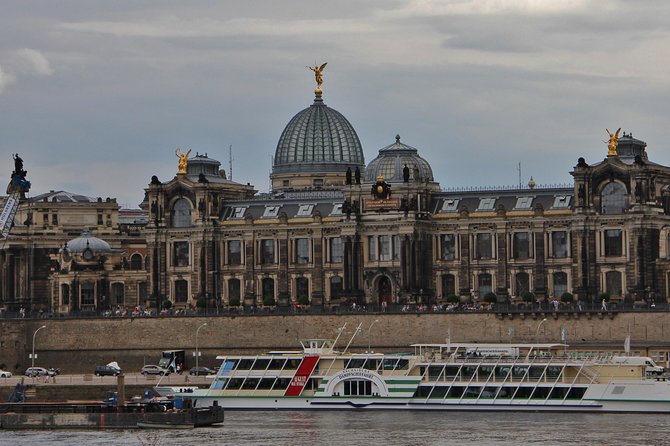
left=1, top=312, right=670, bottom=374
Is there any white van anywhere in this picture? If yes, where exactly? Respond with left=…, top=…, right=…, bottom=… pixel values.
left=612, top=356, right=665, bottom=375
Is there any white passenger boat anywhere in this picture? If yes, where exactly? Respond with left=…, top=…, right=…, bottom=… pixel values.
left=179, top=327, right=670, bottom=412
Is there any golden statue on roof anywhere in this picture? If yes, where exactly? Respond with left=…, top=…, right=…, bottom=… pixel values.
left=176, top=148, right=191, bottom=174
left=606, top=128, right=621, bottom=156
left=307, top=62, right=327, bottom=96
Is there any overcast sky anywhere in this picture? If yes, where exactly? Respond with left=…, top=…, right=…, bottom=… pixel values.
left=2, top=0, right=669, bottom=208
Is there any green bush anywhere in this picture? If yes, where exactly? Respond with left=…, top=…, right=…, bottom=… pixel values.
left=298, top=293, right=310, bottom=306
left=229, top=296, right=240, bottom=307
left=162, top=300, right=172, bottom=310
left=263, top=295, right=276, bottom=306
left=445, top=294, right=459, bottom=304
left=483, top=292, right=498, bottom=304
left=521, top=291, right=535, bottom=303
left=560, top=292, right=574, bottom=303
left=196, top=296, right=207, bottom=309
left=598, top=292, right=610, bottom=302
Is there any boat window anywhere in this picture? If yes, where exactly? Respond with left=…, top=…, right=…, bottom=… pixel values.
left=268, top=359, right=287, bottom=370
left=481, top=387, right=498, bottom=398
left=428, top=366, right=445, bottom=380
left=346, top=359, right=366, bottom=369
left=236, top=359, right=255, bottom=370
left=343, top=379, right=373, bottom=396
left=252, top=359, right=271, bottom=370
left=478, top=366, right=494, bottom=380
left=285, top=359, right=300, bottom=370
left=529, top=366, right=545, bottom=378
left=464, top=387, right=482, bottom=398
left=461, top=366, right=477, bottom=379
left=444, top=366, right=459, bottom=379
left=429, top=386, right=448, bottom=398
left=495, top=367, right=510, bottom=379
left=226, top=378, right=244, bottom=390
left=514, top=387, right=533, bottom=398
left=546, top=367, right=562, bottom=379
left=363, top=359, right=379, bottom=371
left=447, top=387, right=465, bottom=398
left=567, top=387, right=586, bottom=399
left=549, top=388, right=568, bottom=399
left=497, top=387, right=514, bottom=399
left=530, top=387, right=551, bottom=399
left=256, top=378, right=275, bottom=390
left=512, top=366, right=527, bottom=378
left=241, top=378, right=259, bottom=390
left=272, top=378, right=291, bottom=390
left=210, top=378, right=228, bottom=390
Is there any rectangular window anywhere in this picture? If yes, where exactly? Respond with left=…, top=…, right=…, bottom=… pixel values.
left=330, top=237, right=343, bottom=263
left=97, top=213, right=103, bottom=225
left=295, top=238, right=310, bottom=264
left=604, top=229, right=623, bottom=257
left=477, top=198, right=496, bottom=211
left=551, top=231, right=568, bottom=258
left=475, top=233, right=493, bottom=260
left=441, top=234, right=456, bottom=260
left=393, top=235, right=401, bottom=260
left=379, top=235, right=391, bottom=261
left=173, top=241, right=190, bottom=267
left=52, top=213, right=58, bottom=225
left=260, top=239, right=275, bottom=264
left=228, top=240, right=242, bottom=265
left=513, top=232, right=531, bottom=260
left=368, top=236, right=378, bottom=261
left=441, top=199, right=460, bottom=212
left=262, top=205, right=281, bottom=218
left=296, top=204, right=314, bottom=217
left=514, top=197, right=534, bottom=210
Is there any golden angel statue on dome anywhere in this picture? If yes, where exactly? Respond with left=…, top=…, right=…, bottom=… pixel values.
left=606, top=128, right=621, bottom=156
left=176, top=148, right=191, bottom=174
left=307, top=62, right=327, bottom=94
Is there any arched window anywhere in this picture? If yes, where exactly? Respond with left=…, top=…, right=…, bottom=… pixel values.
left=175, top=279, right=188, bottom=303
left=173, top=198, right=192, bottom=227
left=605, top=271, right=622, bottom=298
left=515, top=272, right=530, bottom=296
left=61, top=284, right=70, bottom=306
left=601, top=182, right=626, bottom=214
left=130, top=253, right=143, bottom=270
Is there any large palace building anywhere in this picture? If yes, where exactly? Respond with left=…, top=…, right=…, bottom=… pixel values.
left=3, top=74, right=670, bottom=315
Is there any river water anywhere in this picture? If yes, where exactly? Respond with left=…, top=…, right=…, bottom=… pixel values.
left=2, top=411, right=668, bottom=445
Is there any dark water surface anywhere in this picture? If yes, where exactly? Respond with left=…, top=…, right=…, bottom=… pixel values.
left=2, top=410, right=669, bottom=445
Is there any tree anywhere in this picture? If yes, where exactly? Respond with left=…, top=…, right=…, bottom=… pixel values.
left=598, top=292, right=610, bottom=302
left=229, top=296, right=240, bottom=307
left=483, top=292, right=498, bottom=304
left=521, top=291, right=535, bottom=303
left=263, top=295, right=276, bottom=306
left=162, top=300, right=172, bottom=310
left=560, top=292, right=574, bottom=304
left=445, top=294, right=459, bottom=304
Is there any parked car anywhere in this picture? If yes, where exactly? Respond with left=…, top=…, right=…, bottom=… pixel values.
left=25, top=367, right=56, bottom=377
left=0, top=369, right=12, bottom=378
left=189, top=366, right=215, bottom=376
left=141, top=365, right=170, bottom=376
left=94, top=365, right=122, bottom=376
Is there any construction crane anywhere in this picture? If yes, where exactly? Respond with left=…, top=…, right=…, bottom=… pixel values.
left=0, top=154, right=31, bottom=247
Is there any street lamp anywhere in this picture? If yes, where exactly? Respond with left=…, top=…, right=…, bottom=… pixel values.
left=367, top=319, right=380, bottom=353
left=31, top=325, right=47, bottom=368
left=195, top=323, right=208, bottom=372
left=535, top=318, right=548, bottom=346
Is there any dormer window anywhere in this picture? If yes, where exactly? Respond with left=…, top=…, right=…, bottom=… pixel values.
left=552, top=195, right=571, bottom=209
left=296, top=204, right=314, bottom=217
left=262, top=205, right=281, bottom=218
left=514, top=197, right=533, bottom=210
left=477, top=198, right=496, bottom=211
left=232, top=207, right=247, bottom=219
left=441, top=199, right=460, bottom=212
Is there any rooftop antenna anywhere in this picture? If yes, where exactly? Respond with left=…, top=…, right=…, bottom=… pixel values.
left=228, top=144, right=233, bottom=181
left=518, top=162, right=522, bottom=188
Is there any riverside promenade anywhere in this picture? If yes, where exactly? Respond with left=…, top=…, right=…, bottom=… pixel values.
left=1, top=310, right=669, bottom=377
